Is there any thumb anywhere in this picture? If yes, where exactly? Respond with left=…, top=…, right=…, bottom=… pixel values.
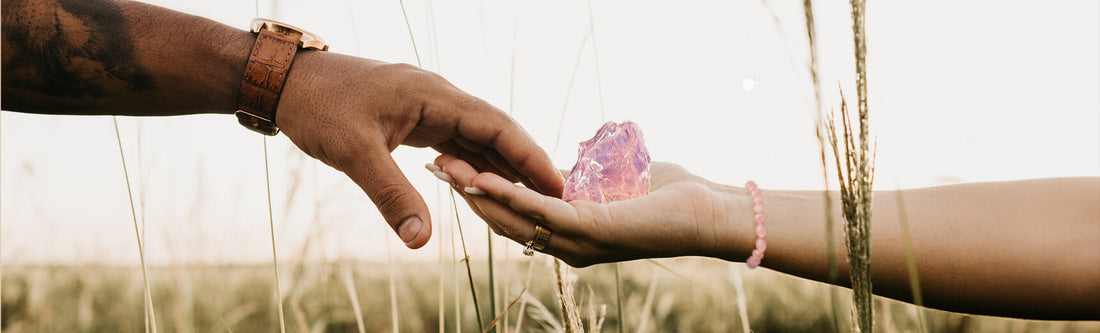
left=344, top=144, right=432, bottom=249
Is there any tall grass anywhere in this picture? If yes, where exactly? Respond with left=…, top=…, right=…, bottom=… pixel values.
left=846, top=0, right=874, bottom=331
left=112, top=117, right=158, bottom=333
left=802, top=1, right=846, bottom=332
left=452, top=191, right=486, bottom=331
left=6, top=259, right=1100, bottom=331
left=554, top=260, right=583, bottom=332
left=261, top=137, right=288, bottom=333
left=338, top=266, right=366, bottom=333
left=893, top=190, right=927, bottom=332
left=825, top=88, right=876, bottom=333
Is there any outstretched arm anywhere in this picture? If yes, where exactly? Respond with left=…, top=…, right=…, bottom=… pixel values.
left=2, top=0, right=564, bottom=248
left=433, top=155, right=1100, bottom=320
left=1, top=0, right=249, bottom=114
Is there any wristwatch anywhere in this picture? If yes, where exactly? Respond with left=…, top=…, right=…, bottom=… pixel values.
left=236, top=19, right=329, bottom=136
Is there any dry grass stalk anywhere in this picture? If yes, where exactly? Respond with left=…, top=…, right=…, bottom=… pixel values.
left=847, top=0, right=874, bottom=331
left=452, top=210, right=464, bottom=333
left=288, top=294, right=308, bottom=333
left=893, top=190, right=928, bottom=332
left=613, top=264, right=625, bottom=333
left=388, top=237, right=400, bottom=333
left=818, top=0, right=876, bottom=330
left=1, top=110, right=3, bottom=326
left=340, top=266, right=366, bottom=333
left=522, top=291, right=564, bottom=332
left=261, top=137, right=287, bottom=333
left=634, top=269, right=660, bottom=333
left=113, top=117, right=159, bottom=333
left=730, top=265, right=751, bottom=333
left=555, top=259, right=584, bottom=332
left=484, top=286, right=528, bottom=333
left=646, top=259, right=711, bottom=288
left=825, top=90, right=876, bottom=332
left=488, top=228, right=498, bottom=333
left=451, top=190, right=486, bottom=331
left=802, top=0, right=839, bottom=292
left=438, top=183, right=447, bottom=333
left=586, top=286, right=607, bottom=333
left=513, top=258, right=537, bottom=332
left=802, top=1, right=845, bottom=332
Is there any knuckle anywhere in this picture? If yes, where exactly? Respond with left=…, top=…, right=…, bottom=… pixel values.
left=371, top=182, right=415, bottom=217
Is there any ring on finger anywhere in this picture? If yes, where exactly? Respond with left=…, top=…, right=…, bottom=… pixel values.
left=523, top=225, right=552, bottom=256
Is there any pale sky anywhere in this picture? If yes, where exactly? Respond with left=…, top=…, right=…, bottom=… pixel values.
left=2, top=0, right=1098, bottom=265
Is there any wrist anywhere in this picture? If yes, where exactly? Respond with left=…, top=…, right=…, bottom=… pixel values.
left=709, top=182, right=757, bottom=262
left=211, top=29, right=255, bottom=115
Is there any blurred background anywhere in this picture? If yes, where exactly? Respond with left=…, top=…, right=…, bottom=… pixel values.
left=2, top=0, right=1097, bottom=331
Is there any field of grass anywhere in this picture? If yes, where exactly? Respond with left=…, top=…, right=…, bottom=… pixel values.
left=3, top=258, right=1097, bottom=332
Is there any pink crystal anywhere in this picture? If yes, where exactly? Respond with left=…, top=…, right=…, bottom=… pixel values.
left=562, top=121, right=651, bottom=203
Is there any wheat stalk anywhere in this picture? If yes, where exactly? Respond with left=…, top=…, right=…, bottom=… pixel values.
left=848, top=0, right=874, bottom=331
left=555, top=259, right=584, bottom=332
left=825, top=87, right=876, bottom=332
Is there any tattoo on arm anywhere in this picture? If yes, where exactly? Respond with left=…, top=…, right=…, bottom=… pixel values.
left=2, top=0, right=155, bottom=112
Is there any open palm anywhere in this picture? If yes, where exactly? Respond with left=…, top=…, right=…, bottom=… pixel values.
left=434, top=156, right=743, bottom=267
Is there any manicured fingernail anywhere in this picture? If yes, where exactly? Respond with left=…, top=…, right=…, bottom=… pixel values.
left=425, top=163, right=441, bottom=172
left=398, top=216, right=423, bottom=244
left=464, top=186, right=487, bottom=195
left=433, top=171, right=454, bottom=183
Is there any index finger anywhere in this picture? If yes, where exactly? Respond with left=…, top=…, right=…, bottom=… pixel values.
left=455, top=100, right=565, bottom=197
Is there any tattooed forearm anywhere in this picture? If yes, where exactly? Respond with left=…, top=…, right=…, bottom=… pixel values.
left=2, top=0, right=155, bottom=113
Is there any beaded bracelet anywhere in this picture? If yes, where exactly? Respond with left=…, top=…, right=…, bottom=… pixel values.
left=745, top=181, right=767, bottom=269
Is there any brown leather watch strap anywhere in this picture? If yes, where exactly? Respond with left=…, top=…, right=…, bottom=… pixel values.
left=236, top=28, right=301, bottom=136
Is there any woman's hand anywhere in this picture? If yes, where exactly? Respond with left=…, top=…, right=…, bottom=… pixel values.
left=277, top=53, right=563, bottom=249
left=432, top=155, right=752, bottom=267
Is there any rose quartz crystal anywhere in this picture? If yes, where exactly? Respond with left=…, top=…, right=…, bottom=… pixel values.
left=562, top=121, right=651, bottom=203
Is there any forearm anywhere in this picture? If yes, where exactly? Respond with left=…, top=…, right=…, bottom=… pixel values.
left=717, top=178, right=1100, bottom=319
left=2, top=0, right=252, bottom=115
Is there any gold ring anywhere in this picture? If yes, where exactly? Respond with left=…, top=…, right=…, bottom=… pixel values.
left=523, top=225, right=552, bottom=256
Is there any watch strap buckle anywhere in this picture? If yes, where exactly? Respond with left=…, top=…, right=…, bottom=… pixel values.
left=235, top=110, right=280, bottom=136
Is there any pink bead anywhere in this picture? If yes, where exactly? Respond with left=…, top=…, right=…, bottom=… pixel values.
left=745, top=180, right=767, bottom=270
left=746, top=256, right=761, bottom=269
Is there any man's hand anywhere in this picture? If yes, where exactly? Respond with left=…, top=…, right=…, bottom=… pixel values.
left=278, top=52, right=563, bottom=248
left=1, top=0, right=563, bottom=249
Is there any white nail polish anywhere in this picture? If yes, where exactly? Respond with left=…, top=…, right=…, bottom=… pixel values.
left=433, top=171, right=454, bottom=183
left=464, top=187, right=487, bottom=195
left=425, top=163, right=441, bottom=172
